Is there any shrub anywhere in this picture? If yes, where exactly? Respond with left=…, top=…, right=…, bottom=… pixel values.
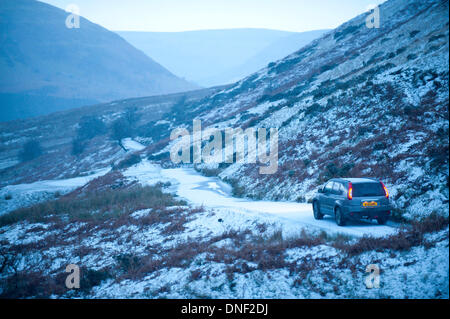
left=0, top=270, right=64, bottom=298
left=385, top=52, right=396, bottom=59
left=77, top=116, right=107, bottom=141
left=270, top=55, right=304, bottom=75
left=320, top=63, right=338, bottom=73
left=334, top=25, right=359, bottom=40
left=410, top=212, right=449, bottom=234
left=71, top=116, right=107, bottom=156
left=162, top=213, right=190, bottom=235
left=123, top=107, right=141, bottom=125
left=115, top=254, right=141, bottom=274
left=190, top=269, right=203, bottom=281
left=0, top=185, right=184, bottom=227
left=200, top=167, right=221, bottom=177
left=428, top=34, right=445, bottom=42
left=137, top=122, right=170, bottom=140
left=396, top=46, right=407, bottom=55
left=326, top=163, right=338, bottom=176
left=80, top=267, right=111, bottom=293
left=304, top=103, right=322, bottom=117
left=19, top=140, right=43, bottom=162
left=171, top=96, right=188, bottom=123
left=303, top=159, right=311, bottom=167
left=322, top=162, right=354, bottom=180
left=357, top=126, right=371, bottom=136
left=114, top=154, right=142, bottom=170
left=334, top=213, right=449, bottom=256
left=111, top=118, right=132, bottom=142
left=409, top=30, right=420, bottom=38
left=373, top=142, right=387, bottom=151
left=72, top=137, right=87, bottom=155
left=110, top=107, right=141, bottom=146
left=224, top=178, right=246, bottom=198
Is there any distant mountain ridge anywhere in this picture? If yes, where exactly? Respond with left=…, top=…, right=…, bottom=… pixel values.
left=116, top=29, right=328, bottom=87
left=203, top=29, right=330, bottom=85
left=0, top=0, right=197, bottom=121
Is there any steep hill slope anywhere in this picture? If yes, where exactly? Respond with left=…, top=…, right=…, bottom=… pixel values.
left=0, top=0, right=448, bottom=300
left=0, top=0, right=197, bottom=121
left=0, top=0, right=448, bottom=221
left=149, top=0, right=449, bottom=220
left=0, top=85, right=226, bottom=188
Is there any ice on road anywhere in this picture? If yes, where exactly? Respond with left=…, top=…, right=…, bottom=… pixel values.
left=160, top=166, right=398, bottom=238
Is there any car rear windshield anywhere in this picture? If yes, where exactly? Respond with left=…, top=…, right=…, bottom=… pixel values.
left=352, top=182, right=385, bottom=197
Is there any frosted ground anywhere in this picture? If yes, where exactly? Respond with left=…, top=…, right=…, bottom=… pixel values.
left=0, top=0, right=448, bottom=298
left=0, top=153, right=447, bottom=299
left=0, top=167, right=111, bottom=215
left=128, top=160, right=398, bottom=238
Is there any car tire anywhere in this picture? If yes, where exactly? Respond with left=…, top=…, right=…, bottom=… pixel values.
left=335, top=207, right=346, bottom=226
left=313, top=201, right=323, bottom=220
left=377, top=216, right=388, bottom=225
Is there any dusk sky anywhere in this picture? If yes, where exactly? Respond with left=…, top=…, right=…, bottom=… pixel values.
left=39, top=0, right=386, bottom=32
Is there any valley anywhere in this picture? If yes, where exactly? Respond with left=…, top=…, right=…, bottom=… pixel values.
left=0, top=0, right=448, bottom=299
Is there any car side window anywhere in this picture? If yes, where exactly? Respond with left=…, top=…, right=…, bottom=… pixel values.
left=324, top=182, right=334, bottom=194
left=332, top=182, right=342, bottom=195
left=340, top=183, right=347, bottom=195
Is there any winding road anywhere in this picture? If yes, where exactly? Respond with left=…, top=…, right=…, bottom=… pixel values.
left=157, top=165, right=399, bottom=238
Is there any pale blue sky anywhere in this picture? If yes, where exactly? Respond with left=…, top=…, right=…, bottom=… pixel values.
left=39, top=0, right=386, bottom=32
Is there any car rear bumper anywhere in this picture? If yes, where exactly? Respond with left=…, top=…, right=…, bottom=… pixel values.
left=343, top=206, right=391, bottom=219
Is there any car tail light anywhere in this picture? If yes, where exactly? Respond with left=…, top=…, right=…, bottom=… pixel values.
left=348, top=182, right=353, bottom=200
left=380, top=181, right=389, bottom=198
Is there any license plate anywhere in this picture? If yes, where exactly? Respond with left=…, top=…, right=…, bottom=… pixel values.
left=362, top=201, right=378, bottom=207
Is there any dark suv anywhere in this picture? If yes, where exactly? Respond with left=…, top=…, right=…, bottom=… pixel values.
left=312, top=178, right=392, bottom=226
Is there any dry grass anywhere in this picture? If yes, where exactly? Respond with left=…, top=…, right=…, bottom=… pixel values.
left=0, top=184, right=185, bottom=227
left=1, top=199, right=446, bottom=298
left=334, top=213, right=449, bottom=256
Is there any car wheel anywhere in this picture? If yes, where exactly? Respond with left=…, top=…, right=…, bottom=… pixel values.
left=377, top=216, right=388, bottom=225
left=335, top=207, right=346, bottom=226
left=313, top=201, right=323, bottom=220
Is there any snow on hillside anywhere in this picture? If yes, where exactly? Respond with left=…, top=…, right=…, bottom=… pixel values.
left=148, top=0, right=449, bottom=221
left=0, top=167, right=111, bottom=215
left=0, top=0, right=448, bottom=299
left=0, top=86, right=221, bottom=189
left=0, top=159, right=448, bottom=298
left=0, top=164, right=442, bottom=297
left=121, top=138, right=146, bottom=152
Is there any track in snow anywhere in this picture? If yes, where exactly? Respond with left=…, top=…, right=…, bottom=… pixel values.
left=160, top=166, right=398, bottom=238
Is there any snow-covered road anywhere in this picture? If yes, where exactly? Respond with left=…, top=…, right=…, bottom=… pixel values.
left=155, top=165, right=398, bottom=238
left=1, top=156, right=399, bottom=238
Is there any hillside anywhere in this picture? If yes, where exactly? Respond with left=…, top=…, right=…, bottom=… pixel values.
left=1, top=0, right=448, bottom=220
left=117, top=29, right=327, bottom=87
left=149, top=0, right=449, bottom=221
left=0, top=85, right=225, bottom=189
left=0, top=0, right=197, bottom=121
left=0, top=0, right=448, bottom=299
